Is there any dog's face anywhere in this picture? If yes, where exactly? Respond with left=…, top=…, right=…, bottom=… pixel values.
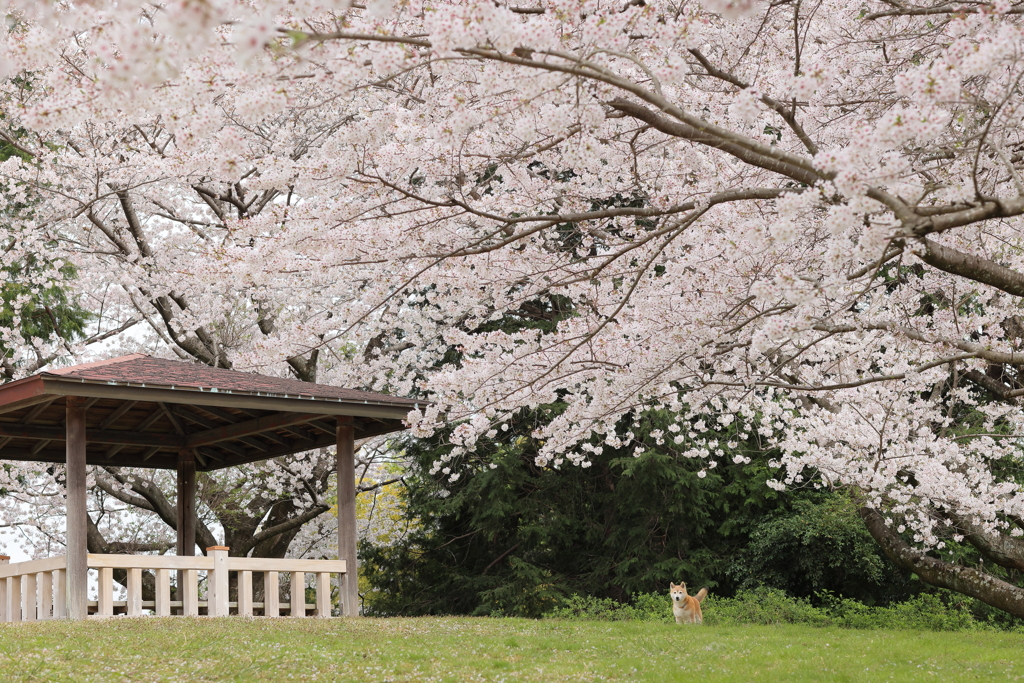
left=669, top=582, right=686, bottom=603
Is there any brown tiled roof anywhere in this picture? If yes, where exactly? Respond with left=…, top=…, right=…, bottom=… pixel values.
left=43, top=354, right=420, bottom=407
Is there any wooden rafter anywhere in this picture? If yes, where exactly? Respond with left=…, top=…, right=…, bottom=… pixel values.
left=185, top=412, right=322, bottom=449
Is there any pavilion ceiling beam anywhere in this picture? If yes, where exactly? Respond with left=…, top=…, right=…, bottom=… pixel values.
left=0, top=446, right=178, bottom=469
left=97, top=400, right=139, bottom=430
left=173, top=406, right=270, bottom=452
left=191, top=404, right=290, bottom=446
left=159, top=402, right=187, bottom=436
left=308, top=419, right=343, bottom=435
left=280, top=423, right=318, bottom=443
left=0, top=423, right=185, bottom=448
left=135, top=405, right=168, bottom=431
left=197, top=430, right=339, bottom=471
left=184, top=412, right=322, bottom=449
left=21, top=397, right=58, bottom=423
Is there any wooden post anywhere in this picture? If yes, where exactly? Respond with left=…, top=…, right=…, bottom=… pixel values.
left=316, top=572, right=330, bottom=618
left=52, top=568, right=66, bottom=618
left=208, top=546, right=229, bottom=617
left=98, top=566, right=113, bottom=617
left=238, top=571, right=253, bottom=617
left=182, top=569, right=198, bottom=616
left=290, top=571, right=305, bottom=618
left=39, top=572, right=52, bottom=620
left=155, top=568, right=171, bottom=617
left=264, top=571, right=279, bottom=617
left=8, top=575, right=21, bottom=622
left=0, top=556, right=7, bottom=622
left=66, top=397, right=88, bottom=621
left=336, top=417, right=358, bottom=617
left=176, top=449, right=196, bottom=602
left=127, top=567, right=142, bottom=616
left=22, top=572, right=36, bottom=621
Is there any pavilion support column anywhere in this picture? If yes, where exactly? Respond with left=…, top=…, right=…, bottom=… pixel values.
left=336, top=418, right=358, bottom=617
left=176, top=449, right=196, bottom=603
left=65, top=397, right=88, bottom=621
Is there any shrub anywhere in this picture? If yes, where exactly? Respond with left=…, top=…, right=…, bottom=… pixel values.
left=543, top=587, right=1023, bottom=632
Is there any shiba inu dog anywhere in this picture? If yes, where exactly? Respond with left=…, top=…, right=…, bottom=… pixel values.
left=669, top=581, right=708, bottom=624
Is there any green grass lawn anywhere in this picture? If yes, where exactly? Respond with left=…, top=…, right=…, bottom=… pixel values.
left=1, top=617, right=1022, bottom=682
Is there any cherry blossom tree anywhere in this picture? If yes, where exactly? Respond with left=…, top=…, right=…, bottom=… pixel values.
left=3, top=0, right=1024, bottom=614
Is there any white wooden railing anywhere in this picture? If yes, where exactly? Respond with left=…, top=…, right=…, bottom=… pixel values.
left=0, top=547, right=347, bottom=621
left=0, top=555, right=67, bottom=621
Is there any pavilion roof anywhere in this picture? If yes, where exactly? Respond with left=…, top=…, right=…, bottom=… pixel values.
left=0, top=355, right=423, bottom=471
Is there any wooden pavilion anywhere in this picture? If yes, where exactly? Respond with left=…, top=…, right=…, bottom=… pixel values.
left=0, top=354, right=422, bottom=620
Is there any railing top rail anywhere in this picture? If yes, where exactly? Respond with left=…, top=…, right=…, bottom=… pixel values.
left=228, top=557, right=346, bottom=573
left=85, top=554, right=346, bottom=574
left=0, top=555, right=67, bottom=579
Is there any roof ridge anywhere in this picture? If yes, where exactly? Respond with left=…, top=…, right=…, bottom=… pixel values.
left=43, top=353, right=150, bottom=376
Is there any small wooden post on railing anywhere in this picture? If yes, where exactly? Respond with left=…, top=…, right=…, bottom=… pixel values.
left=316, top=572, right=330, bottom=618
left=98, top=567, right=113, bottom=617
left=239, top=571, right=253, bottom=617
left=208, top=547, right=229, bottom=617
left=155, top=568, right=171, bottom=617
left=183, top=569, right=198, bottom=616
left=127, top=568, right=143, bottom=617
left=39, top=572, right=53, bottom=620
left=53, top=568, right=66, bottom=618
left=22, top=572, right=36, bottom=621
left=0, top=556, right=8, bottom=622
left=290, top=571, right=304, bottom=618
left=8, top=575, right=22, bottom=623
left=264, top=571, right=279, bottom=617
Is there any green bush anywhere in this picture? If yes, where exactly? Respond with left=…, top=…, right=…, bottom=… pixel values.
left=703, top=588, right=830, bottom=626
left=543, top=587, right=1023, bottom=632
left=544, top=593, right=671, bottom=623
left=822, top=592, right=985, bottom=632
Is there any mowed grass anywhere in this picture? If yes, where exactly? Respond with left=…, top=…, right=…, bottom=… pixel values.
left=1, top=617, right=1022, bottom=682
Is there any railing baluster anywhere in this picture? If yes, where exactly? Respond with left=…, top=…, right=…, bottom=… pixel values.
left=39, top=572, right=52, bottom=620
left=183, top=569, right=198, bottom=616
left=53, top=569, right=66, bottom=618
left=239, top=571, right=252, bottom=617
left=264, top=571, right=279, bottom=617
left=208, top=547, right=229, bottom=617
left=9, top=575, right=22, bottom=622
left=290, top=571, right=305, bottom=618
left=98, top=567, right=113, bottom=617
left=22, top=572, right=36, bottom=621
left=155, top=568, right=171, bottom=616
left=0, top=556, right=8, bottom=622
left=127, top=568, right=143, bottom=616
left=316, top=572, right=330, bottom=618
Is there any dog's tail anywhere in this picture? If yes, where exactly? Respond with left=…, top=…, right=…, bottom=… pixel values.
left=695, top=588, right=708, bottom=603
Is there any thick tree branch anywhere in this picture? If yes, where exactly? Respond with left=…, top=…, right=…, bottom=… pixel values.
left=860, top=507, right=1024, bottom=617
left=918, top=238, right=1024, bottom=297
left=608, top=98, right=822, bottom=186
left=236, top=504, right=331, bottom=556
left=948, top=512, right=1024, bottom=572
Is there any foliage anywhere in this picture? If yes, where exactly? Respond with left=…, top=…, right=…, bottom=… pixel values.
left=730, top=495, right=916, bottom=605
left=0, top=138, right=90, bottom=373
left=545, top=586, right=1024, bottom=633
left=361, top=407, right=913, bottom=617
